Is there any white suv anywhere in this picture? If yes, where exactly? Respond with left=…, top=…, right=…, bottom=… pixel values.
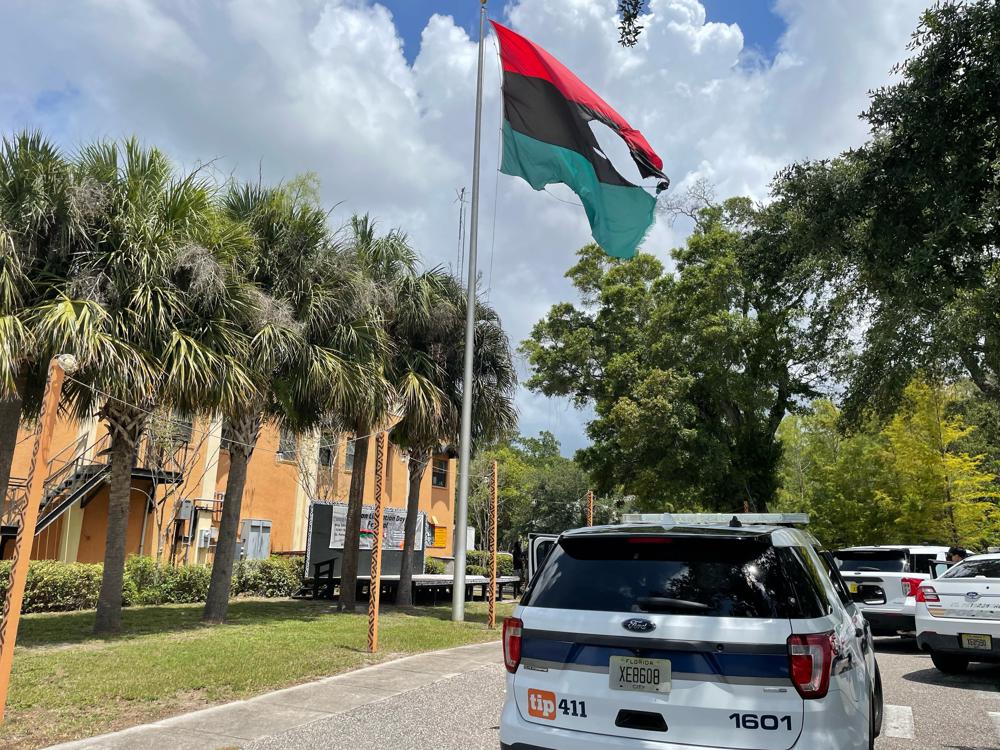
left=501, top=517, right=883, bottom=750
left=835, top=545, right=950, bottom=636
left=916, top=553, right=1000, bottom=673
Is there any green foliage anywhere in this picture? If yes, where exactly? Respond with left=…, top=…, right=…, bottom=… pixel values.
left=423, top=557, right=446, bottom=575
left=523, top=198, right=852, bottom=511
left=231, top=556, right=303, bottom=598
left=466, top=565, right=488, bottom=577
left=0, top=556, right=305, bottom=613
left=464, top=550, right=514, bottom=577
left=776, top=379, right=1000, bottom=549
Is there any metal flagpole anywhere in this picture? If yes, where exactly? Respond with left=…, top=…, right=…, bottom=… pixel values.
left=452, top=0, right=488, bottom=622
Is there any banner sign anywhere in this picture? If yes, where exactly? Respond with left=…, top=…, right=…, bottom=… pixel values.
left=328, top=502, right=425, bottom=551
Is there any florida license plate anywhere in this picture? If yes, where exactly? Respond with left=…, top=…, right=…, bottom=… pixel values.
left=848, top=581, right=859, bottom=593
left=960, top=633, right=993, bottom=650
left=609, top=656, right=671, bottom=694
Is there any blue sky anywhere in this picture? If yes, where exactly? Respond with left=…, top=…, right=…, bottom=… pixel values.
left=381, top=0, right=785, bottom=64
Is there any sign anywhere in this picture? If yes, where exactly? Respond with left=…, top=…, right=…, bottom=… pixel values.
left=328, top=502, right=424, bottom=551
left=432, top=525, right=448, bottom=548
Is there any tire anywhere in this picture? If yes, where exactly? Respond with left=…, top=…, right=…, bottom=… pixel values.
left=873, top=663, right=884, bottom=737
left=931, top=652, right=969, bottom=674
left=867, top=693, right=876, bottom=750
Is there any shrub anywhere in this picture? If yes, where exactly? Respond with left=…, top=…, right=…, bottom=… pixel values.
left=0, top=560, right=104, bottom=613
left=159, top=564, right=212, bottom=603
left=424, top=557, right=446, bottom=575
left=232, top=556, right=303, bottom=598
left=467, top=564, right=488, bottom=577
left=465, top=550, right=514, bottom=576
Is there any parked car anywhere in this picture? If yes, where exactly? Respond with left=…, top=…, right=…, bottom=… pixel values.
left=835, top=545, right=950, bottom=636
left=501, top=514, right=883, bottom=750
left=916, top=553, right=1000, bottom=673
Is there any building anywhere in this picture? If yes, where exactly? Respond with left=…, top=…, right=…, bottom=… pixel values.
left=1, top=412, right=457, bottom=567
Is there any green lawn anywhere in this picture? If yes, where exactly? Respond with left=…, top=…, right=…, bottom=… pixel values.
left=1, top=598, right=516, bottom=750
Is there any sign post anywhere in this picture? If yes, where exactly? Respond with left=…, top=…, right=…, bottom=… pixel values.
left=487, top=459, right=498, bottom=629
left=0, top=356, right=74, bottom=723
left=586, top=489, right=594, bottom=527
left=367, top=432, right=387, bottom=653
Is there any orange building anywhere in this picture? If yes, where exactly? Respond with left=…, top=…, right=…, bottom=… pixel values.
left=1, top=413, right=457, bottom=566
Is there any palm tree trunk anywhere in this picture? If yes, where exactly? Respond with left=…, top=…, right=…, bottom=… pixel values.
left=339, top=433, right=370, bottom=611
left=203, top=414, right=260, bottom=624
left=0, top=381, right=24, bottom=511
left=94, top=411, right=144, bottom=635
left=396, top=450, right=429, bottom=606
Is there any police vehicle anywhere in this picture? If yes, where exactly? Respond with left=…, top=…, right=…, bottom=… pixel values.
left=501, top=514, right=883, bottom=750
left=916, top=552, right=1000, bottom=674
left=834, top=545, right=950, bottom=636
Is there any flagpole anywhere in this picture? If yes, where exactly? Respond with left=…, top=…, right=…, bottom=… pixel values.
left=452, top=0, right=488, bottom=622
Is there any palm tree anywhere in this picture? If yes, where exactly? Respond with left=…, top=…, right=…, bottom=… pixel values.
left=393, top=276, right=517, bottom=605
left=203, top=182, right=383, bottom=624
left=0, top=132, right=88, bottom=506
left=337, top=215, right=426, bottom=611
left=54, top=139, right=255, bottom=635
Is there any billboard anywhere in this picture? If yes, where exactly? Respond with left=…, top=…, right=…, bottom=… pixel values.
left=328, top=502, right=425, bottom=551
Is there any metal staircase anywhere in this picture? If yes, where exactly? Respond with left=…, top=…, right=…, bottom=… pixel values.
left=34, top=434, right=112, bottom=534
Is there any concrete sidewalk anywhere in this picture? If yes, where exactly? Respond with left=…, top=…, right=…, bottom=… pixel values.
left=47, top=641, right=503, bottom=750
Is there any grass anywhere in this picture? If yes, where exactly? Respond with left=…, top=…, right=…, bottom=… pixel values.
left=1, top=598, right=516, bottom=750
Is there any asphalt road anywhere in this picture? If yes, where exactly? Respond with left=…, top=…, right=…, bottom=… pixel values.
left=250, top=638, right=1000, bottom=750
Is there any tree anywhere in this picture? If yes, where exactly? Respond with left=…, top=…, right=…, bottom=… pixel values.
left=203, top=182, right=381, bottom=623
left=337, top=215, right=413, bottom=611
left=392, top=275, right=517, bottom=606
left=0, top=132, right=89, bottom=506
left=523, top=196, right=852, bottom=511
left=772, top=0, right=1000, bottom=420
left=59, top=140, right=255, bottom=634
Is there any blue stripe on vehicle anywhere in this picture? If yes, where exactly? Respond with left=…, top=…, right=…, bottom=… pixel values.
left=521, top=637, right=789, bottom=679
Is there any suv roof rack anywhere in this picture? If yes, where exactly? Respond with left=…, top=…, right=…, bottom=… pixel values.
left=621, top=512, right=810, bottom=527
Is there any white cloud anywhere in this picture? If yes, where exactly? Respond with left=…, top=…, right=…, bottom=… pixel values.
left=0, top=0, right=929, bottom=454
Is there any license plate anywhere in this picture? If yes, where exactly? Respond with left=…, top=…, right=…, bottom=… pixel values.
left=609, top=655, right=671, bottom=694
left=848, top=581, right=859, bottom=593
left=960, top=633, right=993, bottom=650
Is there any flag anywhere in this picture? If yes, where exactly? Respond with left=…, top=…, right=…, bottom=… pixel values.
left=492, top=21, right=668, bottom=259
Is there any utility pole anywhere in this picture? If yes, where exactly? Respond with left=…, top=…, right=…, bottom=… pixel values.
left=452, top=0, right=488, bottom=622
left=0, top=355, right=76, bottom=723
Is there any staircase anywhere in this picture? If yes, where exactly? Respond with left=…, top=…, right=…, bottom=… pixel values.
left=35, top=434, right=112, bottom=534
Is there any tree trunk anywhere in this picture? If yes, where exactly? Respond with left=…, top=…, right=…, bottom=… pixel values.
left=203, top=415, right=260, bottom=624
left=339, top=433, right=370, bottom=612
left=0, top=384, right=24, bottom=512
left=94, top=419, right=142, bottom=635
left=396, top=449, right=429, bottom=607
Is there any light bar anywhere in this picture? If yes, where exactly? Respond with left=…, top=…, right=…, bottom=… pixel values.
left=621, top=512, right=810, bottom=526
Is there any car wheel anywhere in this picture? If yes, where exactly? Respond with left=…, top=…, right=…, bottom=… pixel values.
left=930, top=652, right=969, bottom=674
left=873, top=663, right=883, bottom=737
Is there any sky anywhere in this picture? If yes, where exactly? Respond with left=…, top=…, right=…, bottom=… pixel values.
left=0, top=0, right=931, bottom=456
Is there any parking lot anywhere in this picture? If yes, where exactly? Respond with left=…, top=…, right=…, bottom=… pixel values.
left=873, top=638, right=1000, bottom=749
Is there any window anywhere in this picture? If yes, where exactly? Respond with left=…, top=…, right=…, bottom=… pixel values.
left=344, top=439, right=356, bottom=472
left=277, top=428, right=297, bottom=461
left=318, top=431, right=336, bottom=467
left=431, top=458, right=448, bottom=488
left=818, top=550, right=853, bottom=607
left=835, top=550, right=908, bottom=573
left=172, top=414, right=193, bottom=444
left=220, top=424, right=234, bottom=452
left=525, top=535, right=822, bottom=619
left=944, top=559, right=1000, bottom=578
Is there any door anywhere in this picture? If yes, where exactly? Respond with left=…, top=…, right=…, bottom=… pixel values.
left=527, top=534, right=557, bottom=581
left=241, top=519, right=272, bottom=560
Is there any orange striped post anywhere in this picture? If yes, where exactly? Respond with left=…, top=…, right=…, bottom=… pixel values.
left=0, top=356, right=73, bottom=723
left=487, top=459, right=498, bottom=629
left=367, top=432, right=387, bottom=653
left=586, top=489, right=594, bottom=526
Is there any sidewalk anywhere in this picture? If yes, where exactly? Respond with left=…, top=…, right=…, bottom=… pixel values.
left=47, top=641, right=503, bottom=750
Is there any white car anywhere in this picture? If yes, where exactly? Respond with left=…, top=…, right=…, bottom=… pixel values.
left=501, top=515, right=883, bottom=750
left=916, top=553, right=1000, bottom=673
left=835, top=545, right=950, bottom=636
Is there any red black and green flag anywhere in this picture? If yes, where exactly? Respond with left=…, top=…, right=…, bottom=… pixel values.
left=492, top=21, right=668, bottom=259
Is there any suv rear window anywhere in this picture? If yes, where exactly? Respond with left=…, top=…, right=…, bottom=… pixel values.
left=835, top=550, right=907, bottom=573
left=944, top=559, right=1000, bottom=579
left=525, top=535, right=825, bottom=618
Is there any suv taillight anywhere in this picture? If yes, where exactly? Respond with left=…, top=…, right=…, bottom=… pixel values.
left=917, top=585, right=939, bottom=603
left=503, top=617, right=523, bottom=673
left=788, top=632, right=834, bottom=699
left=902, top=577, right=923, bottom=598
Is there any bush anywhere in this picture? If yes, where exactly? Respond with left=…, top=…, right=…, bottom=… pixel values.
left=0, top=560, right=103, bottom=613
left=467, top=564, right=488, bottom=577
left=232, top=556, right=303, bottom=598
left=465, top=550, right=514, bottom=576
left=424, top=557, right=446, bottom=575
